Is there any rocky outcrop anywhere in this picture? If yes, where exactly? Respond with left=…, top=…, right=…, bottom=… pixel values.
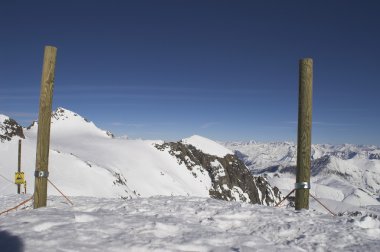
left=369, top=153, right=380, bottom=160
left=155, top=142, right=281, bottom=206
left=0, top=116, right=25, bottom=142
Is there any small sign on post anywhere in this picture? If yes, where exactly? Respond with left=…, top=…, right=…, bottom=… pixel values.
left=15, top=172, right=25, bottom=185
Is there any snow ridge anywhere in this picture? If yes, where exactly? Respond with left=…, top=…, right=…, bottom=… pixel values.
left=182, top=135, right=233, bottom=158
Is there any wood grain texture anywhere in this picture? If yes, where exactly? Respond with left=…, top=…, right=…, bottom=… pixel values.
left=295, top=58, right=313, bottom=210
left=34, top=46, right=57, bottom=209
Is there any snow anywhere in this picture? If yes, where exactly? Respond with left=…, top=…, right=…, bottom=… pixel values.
left=182, top=135, right=233, bottom=158
left=230, top=186, right=250, bottom=203
left=210, top=160, right=225, bottom=179
left=1, top=195, right=380, bottom=251
left=0, top=108, right=211, bottom=199
left=0, top=114, right=8, bottom=122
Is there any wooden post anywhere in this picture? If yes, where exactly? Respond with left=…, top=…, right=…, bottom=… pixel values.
left=34, top=46, right=57, bottom=209
left=295, top=58, right=313, bottom=210
left=17, top=139, right=22, bottom=194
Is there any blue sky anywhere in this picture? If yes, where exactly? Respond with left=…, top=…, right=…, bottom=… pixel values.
left=0, top=1, right=379, bottom=144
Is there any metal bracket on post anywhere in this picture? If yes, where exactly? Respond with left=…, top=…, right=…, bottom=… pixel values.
left=34, top=171, right=49, bottom=178
left=295, top=182, right=311, bottom=190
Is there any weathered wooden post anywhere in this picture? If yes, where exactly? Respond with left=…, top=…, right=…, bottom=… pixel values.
left=34, top=46, right=57, bottom=209
left=295, top=58, right=313, bottom=210
left=17, top=139, right=22, bottom=194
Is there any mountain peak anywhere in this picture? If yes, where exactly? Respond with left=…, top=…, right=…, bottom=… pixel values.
left=25, top=107, right=114, bottom=139
left=52, top=107, right=90, bottom=122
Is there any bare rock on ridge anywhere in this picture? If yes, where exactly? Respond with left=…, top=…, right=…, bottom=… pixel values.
left=0, top=115, right=25, bottom=142
left=156, top=141, right=281, bottom=206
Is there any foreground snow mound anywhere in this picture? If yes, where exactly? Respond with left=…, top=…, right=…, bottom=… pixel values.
left=182, top=135, right=233, bottom=158
left=1, top=195, right=380, bottom=251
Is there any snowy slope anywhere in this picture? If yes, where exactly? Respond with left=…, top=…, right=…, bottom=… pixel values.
left=1, top=195, right=380, bottom=252
left=1, top=108, right=279, bottom=206
left=224, top=141, right=380, bottom=210
left=1, top=108, right=212, bottom=199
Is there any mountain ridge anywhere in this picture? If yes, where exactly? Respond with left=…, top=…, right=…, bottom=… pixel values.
left=0, top=108, right=280, bottom=206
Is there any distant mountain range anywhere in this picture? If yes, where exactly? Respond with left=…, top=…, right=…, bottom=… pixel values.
left=0, top=108, right=279, bottom=206
left=223, top=141, right=380, bottom=212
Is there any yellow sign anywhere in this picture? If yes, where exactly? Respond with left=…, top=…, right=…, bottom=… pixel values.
left=15, top=172, right=25, bottom=185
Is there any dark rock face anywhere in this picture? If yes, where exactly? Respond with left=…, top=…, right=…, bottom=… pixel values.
left=106, top=131, right=115, bottom=138
left=369, top=153, right=380, bottom=160
left=331, top=151, right=358, bottom=160
left=275, top=155, right=358, bottom=183
left=0, top=117, right=25, bottom=142
left=279, top=165, right=296, bottom=174
left=155, top=142, right=281, bottom=206
left=26, top=121, right=37, bottom=130
left=278, top=155, right=332, bottom=176
left=310, top=155, right=331, bottom=176
left=52, top=107, right=67, bottom=120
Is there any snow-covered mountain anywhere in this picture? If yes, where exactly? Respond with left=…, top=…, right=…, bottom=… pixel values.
left=0, top=108, right=279, bottom=205
left=223, top=141, right=380, bottom=211
left=26, top=107, right=114, bottom=138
